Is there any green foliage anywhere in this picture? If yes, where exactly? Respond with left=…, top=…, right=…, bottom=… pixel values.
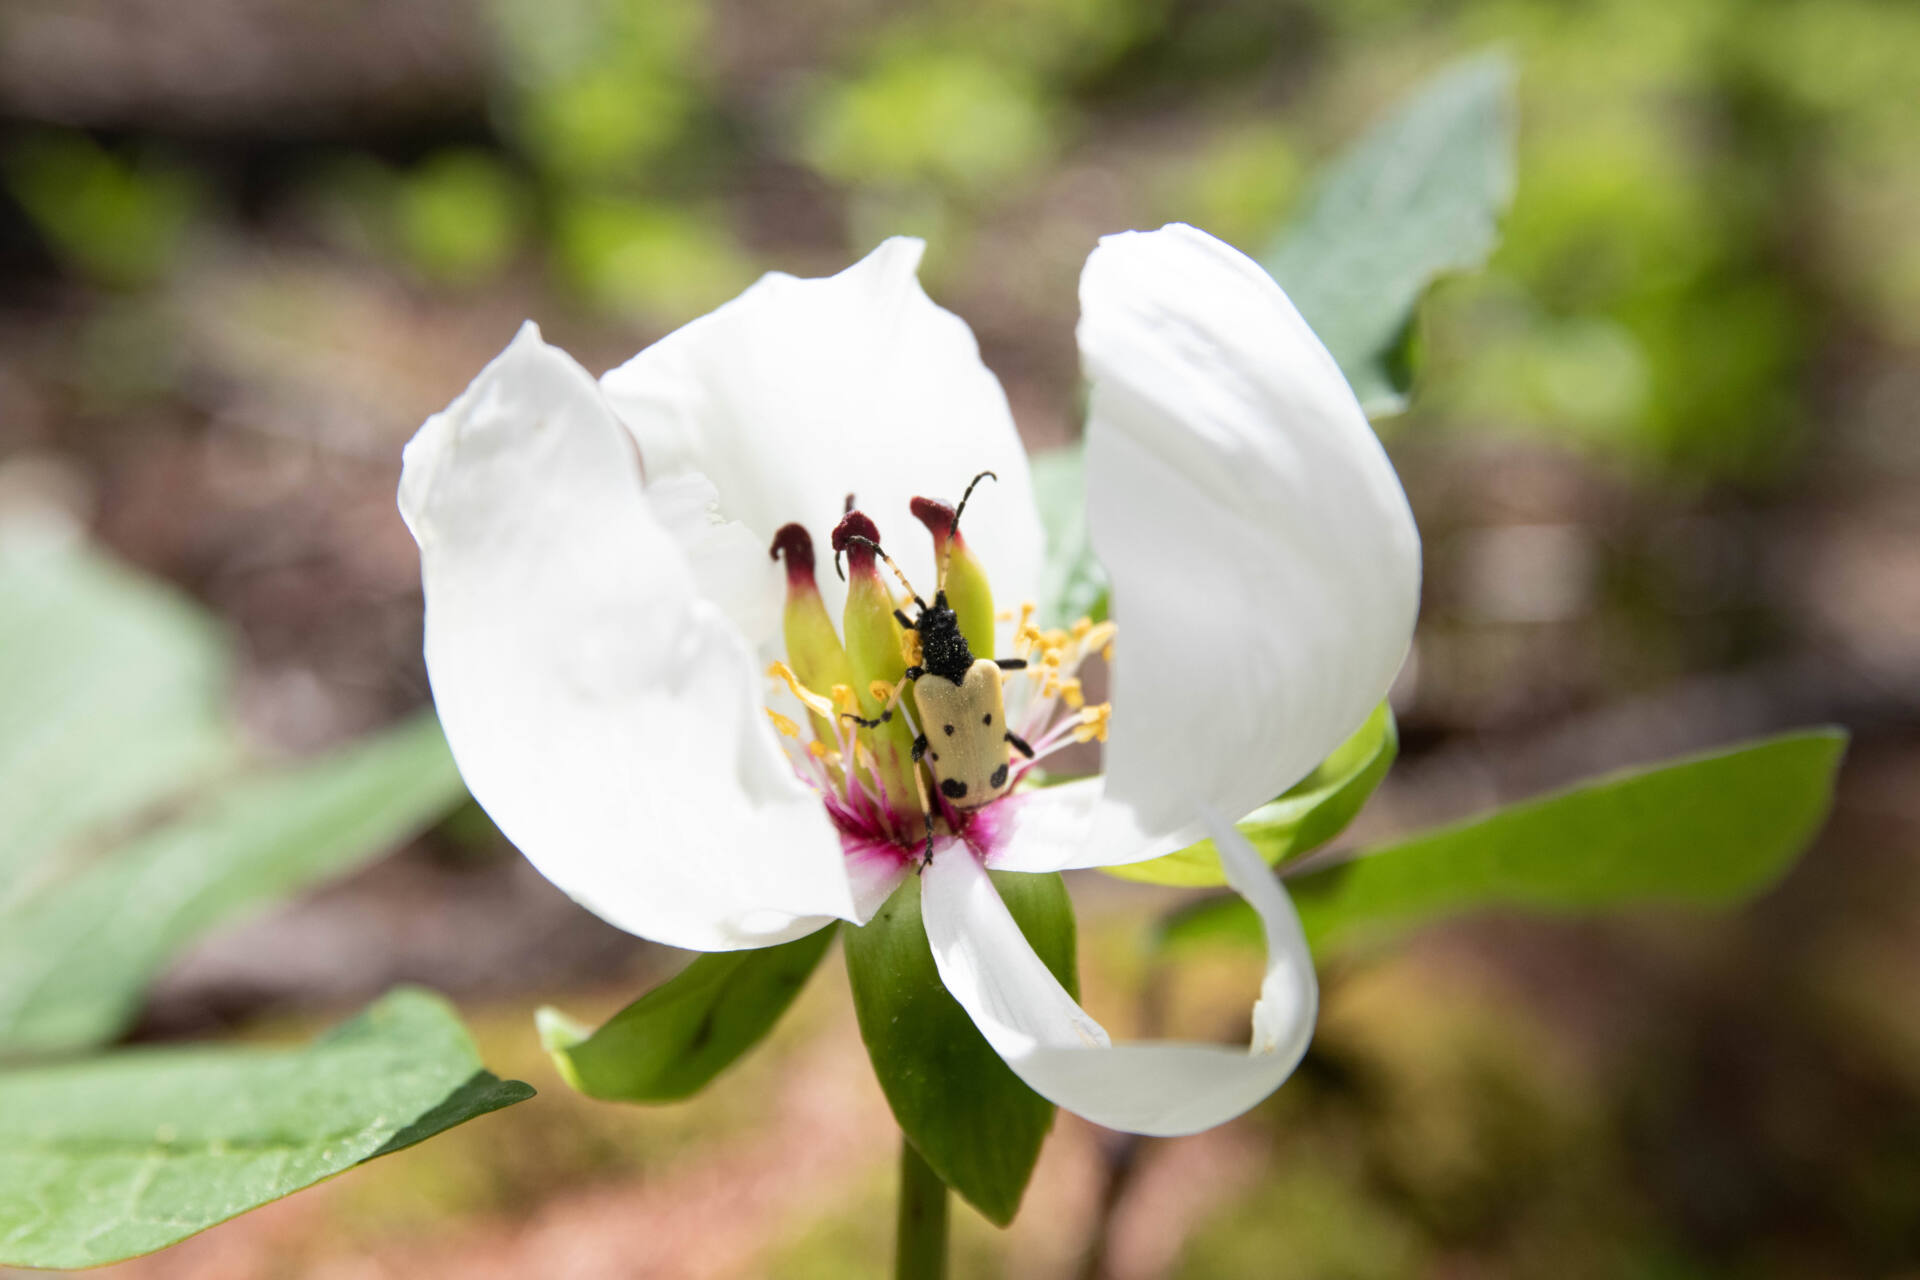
left=0, top=714, right=465, bottom=1058
left=1264, top=54, right=1517, bottom=417
left=0, top=530, right=469, bottom=1056
left=844, top=871, right=1077, bottom=1226
left=804, top=50, right=1055, bottom=194
left=491, top=0, right=706, bottom=183
left=1107, top=703, right=1397, bottom=887
left=3, top=131, right=199, bottom=289
left=553, top=195, right=751, bottom=317
left=1162, top=729, right=1847, bottom=953
left=395, top=150, right=528, bottom=286
left=0, top=989, right=533, bottom=1270
left=538, top=925, right=837, bottom=1102
left=1028, top=443, right=1107, bottom=631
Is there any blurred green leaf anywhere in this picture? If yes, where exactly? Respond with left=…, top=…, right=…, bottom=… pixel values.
left=0, top=531, right=470, bottom=1057
left=0, top=527, right=235, bottom=896
left=1162, top=728, right=1847, bottom=953
left=491, top=0, right=704, bottom=182
left=3, top=132, right=199, bottom=289
left=845, top=871, right=1075, bottom=1226
left=805, top=50, right=1053, bottom=193
left=538, top=925, right=836, bottom=1103
left=396, top=149, right=527, bottom=286
left=0, top=713, right=466, bottom=1058
left=1029, top=443, right=1107, bottom=629
left=0, top=988, right=532, bottom=1270
left=1107, top=702, right=1397, bottom=887
left=1265, top=53, right=1516, bottom=416
left=554, top=195, right=750, bottom=317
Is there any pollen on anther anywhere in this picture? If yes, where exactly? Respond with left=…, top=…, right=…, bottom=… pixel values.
left=1072, top=703, right=1112, bottom=743
left=765, top=709, right=801, bottom=738
left=768, top=661, right=836, bottom=719
left=869, top=679, right=896, bottom=705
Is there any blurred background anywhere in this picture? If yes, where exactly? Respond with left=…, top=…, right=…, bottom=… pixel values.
left=2, top=0, right=1917, bottom=1275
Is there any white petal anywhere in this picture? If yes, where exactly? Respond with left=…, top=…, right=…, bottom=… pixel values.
left=600, top=239, right=1044, bottom=623
left=1073, top=223, right=1421, bottom=866
left=921, top=812, right=1317, bottom=1137
left=645, top=471, right=782, bottom=652
left=400, top=323, right=858, bottom=952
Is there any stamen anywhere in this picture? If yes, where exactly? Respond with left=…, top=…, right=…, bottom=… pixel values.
left=868, top=679, right=897, bottom=705
left=766, top=709, right=801, bottom=738
left=830, top=683, right=859, bottom=716
left=1080, top=620, right=1117, bottom=658
left=1072, top=703, right=1112, bottom=743
left=767, top=661, right=837, bottom=720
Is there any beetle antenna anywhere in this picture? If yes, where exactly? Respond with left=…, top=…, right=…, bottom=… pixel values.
left=939, top=469, right=997, bottom=587
left=836, top=534, right=926, bottom=606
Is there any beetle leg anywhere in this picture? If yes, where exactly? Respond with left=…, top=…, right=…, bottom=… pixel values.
left=920, top=809, right=935, bottom=871
left=911, top=732, right=929, bottom=763
left=1005, top=730, right=1035, bottom=759
left=995, top=657, right=1028, bottom=671
left=894, top=608, right=918, bottom=630
left=840, top=709, right=893, bottom=729
left=903, top=665, right=925, bottom=681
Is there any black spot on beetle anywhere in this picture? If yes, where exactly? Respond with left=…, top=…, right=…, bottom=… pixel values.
left=929, top=751, right=939, bottom=763
left=982, top=713, right=993, bottom=726
left=943, top=723, right=955, bottom=735
left=990, top=762, right=1009, bottom=789
left=940, top=778, right=968, bottom=800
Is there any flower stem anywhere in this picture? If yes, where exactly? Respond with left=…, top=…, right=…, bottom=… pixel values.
left=895, top=1135, right=949, bottom=1280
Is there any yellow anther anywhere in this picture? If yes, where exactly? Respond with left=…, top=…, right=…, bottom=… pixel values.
left=869, top=679, right=898, bottom=706
left=807, top=740, right=831, bottom=759
left=765, top=709, right=800, bottom=738
left=768, top=661, right=837, bottom=720
left=900, top=627, right=923, bottom=667
left=1058, top=677, right=1085, bottom=710
left=1080, top=621, right=1117, bottom=658
left=1071, top=617, right=1092, bottom=640
left=830, top=683, right=860, bottom=716
left=1041, top=628, right=1069, bottom=651
left=996, top=609, right=1015, bottom=622
left=1072, top=703, right=1112, bottom=743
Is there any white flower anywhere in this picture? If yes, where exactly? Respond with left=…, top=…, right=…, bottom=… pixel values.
left=398, top=224, right=1421, bottom=1137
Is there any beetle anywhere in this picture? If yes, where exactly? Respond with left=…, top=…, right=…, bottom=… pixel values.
left=836, top=471, right=1032, bottom=862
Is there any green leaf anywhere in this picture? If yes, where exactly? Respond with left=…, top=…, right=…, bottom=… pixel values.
left=1029, top=443, right=1106, bottom=629
left=538, top=924, right=837, bottom=1103
left=845, top=870, right=1077, bottom=1226
left=1264, top=53, right=1516, bottom=416
left=0, top=713, right=468, bottom=1058
left=1106, top=702, right=1397, bottom=887
left=0, top=527, right=236, bottom=897
left=1162, top=729, right=1848, bottom=953
left=0, top=987, right=533, bottom=1270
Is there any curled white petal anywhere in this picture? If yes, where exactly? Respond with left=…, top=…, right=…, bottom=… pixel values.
left=400, top=322, right=859, bottom=952
left=1064, top=223, right=1422, bottom=868
left=600, top=238, right=1044, bottom=624
left=922, top=812, right=1317, bottom=1137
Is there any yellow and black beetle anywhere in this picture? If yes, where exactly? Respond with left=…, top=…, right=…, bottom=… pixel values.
left=836, top=472, right=1033, bottom=862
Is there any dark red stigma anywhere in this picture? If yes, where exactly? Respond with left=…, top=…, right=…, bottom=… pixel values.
left=909, top=497, right=956, bottom=546
left=769, top=523, right=816, bottom=586
left=831, top=509, right=882, bottom=577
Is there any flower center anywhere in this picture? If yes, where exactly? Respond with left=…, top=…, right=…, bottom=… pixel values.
left=764, top=482, right=1111, bottom=862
